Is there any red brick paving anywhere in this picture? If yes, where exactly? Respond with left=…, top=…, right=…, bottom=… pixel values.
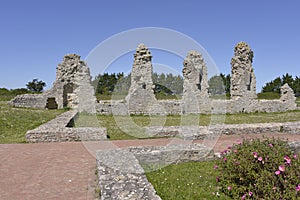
left=1, top=133, right=300, bottom=200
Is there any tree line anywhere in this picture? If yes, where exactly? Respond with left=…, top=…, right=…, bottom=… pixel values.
left=92, top=72, right=184, bottom=95
left=262, top=73, right=300, bottom=95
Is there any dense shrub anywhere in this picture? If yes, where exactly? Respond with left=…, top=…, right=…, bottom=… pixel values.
left=215, top=138, right=300, bottom=199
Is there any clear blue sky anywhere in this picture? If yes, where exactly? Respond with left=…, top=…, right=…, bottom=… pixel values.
left=1, top=0, right=300, bottom=92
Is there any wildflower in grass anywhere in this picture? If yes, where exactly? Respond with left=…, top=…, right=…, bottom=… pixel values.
left=214, top=165, right=218, bottom=169
left=258, top=157, right=263, bottom=162
left=249, top=191, right=253, bottom=196
left=228, top=146, right=232, bottom=149
left=279, top=165, right=285, bottom=172
left=269, top=143, right=273, bottom=147
left=241, top=194, right=246, bottom=200
left=223, top=157, right=227, bottom=162
left=253, top=152, right=258, bottom=158
left=284, top=155, right=291, bottom=164
left=228, top=186, right=232, bottom=190
left=293, top=154, right=298, bottom=159
left=296, top=184, right=300, bottom=191
left=234, top=149, right=238, bottom=153
left=275, top=170, right=281, bottom=175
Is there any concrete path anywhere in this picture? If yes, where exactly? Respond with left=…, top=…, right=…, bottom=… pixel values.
left=1, top=133, right=300, bottom=200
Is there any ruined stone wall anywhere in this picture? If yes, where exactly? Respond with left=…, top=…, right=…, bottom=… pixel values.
left=9, top=54, right=97, bottom=113
left=230, top=42, right=257, bottom=100
left=8, top=94, right=47, bottom=109
left=182, top=50, right=210, bottom=114
left=125, top=44, right=157, bottom=114
left=26, top=111, right=107, bottom=142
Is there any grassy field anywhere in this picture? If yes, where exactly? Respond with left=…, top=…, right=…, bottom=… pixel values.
left=72, top=109, right=300, bottom=140
left=0, top=101, right=64, bottom=143
left=146, top=161, right=231, bottom=200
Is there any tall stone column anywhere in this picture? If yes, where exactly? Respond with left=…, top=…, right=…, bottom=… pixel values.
left=230, top=42, right=257, bottom=100
left=182, top=50, right=210, bottom=114
left=125, top=44, right=157, bottom=114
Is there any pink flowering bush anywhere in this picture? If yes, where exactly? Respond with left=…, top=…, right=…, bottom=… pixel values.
left=215, top=138, right=300, bottom=199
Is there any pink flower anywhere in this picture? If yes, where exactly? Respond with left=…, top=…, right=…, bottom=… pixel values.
left=216, top=176, right=220, bottom=182
left=249, top=191, right=253, bottom=196
left=275, top=170, right=281, bottom=175
left=253, top=152, right=258, bottom=158
left=223, top=157, right=227, bottom=162
left=214, top=165, right=218, bottom=169
left=236, top=140, right=241, bottom=145
left=279, top=165, right=285, bottom=172
left=228, top=186, right=232, bottom=190
left=241, top=194, right=246, bottom=200
left=293, top=154, right=298, bottom=159
left=234, top=149, right=238, bottom=153
left=258, top=157, right=263, bottom=161
left=269, top=143, right=273, bottom=147
left=296, top=184, right=300, bottom=192
left=284, top=156, right=291, bottom=164
left=227, top=146, right=232, bottom=149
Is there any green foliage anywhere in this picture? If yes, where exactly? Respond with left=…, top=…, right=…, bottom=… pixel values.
left=0, top=102, right=63, bottom=143
left=93, top=72, right=128, bottom=95
left=26, top=78, right=46, bottom=92
left=152, top=72, right=183, bottom=95
left=216, top=138, right=300, bottom=199
left=0, top=88, right=31, bottom=101
left=93, top=72, right=183, bottom=100
left=262, top=73, right=300, bottom=95
left=146, top=161, right=232, bottom=200
left=208, top=73, right=231, bottom=95
left=257, top=92, right=280, bottom=99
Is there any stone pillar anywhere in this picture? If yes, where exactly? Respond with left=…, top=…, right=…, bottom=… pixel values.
left=182, top=50, right=210, bottom=114
left=230, top=42, right=257, bottom=100
left=280, top=83, right=297, bottom=109
left=125, top=44, right=157, bottom=114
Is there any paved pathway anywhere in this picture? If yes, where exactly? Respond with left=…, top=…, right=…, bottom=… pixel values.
left=1, top=133, right=300, bottom=200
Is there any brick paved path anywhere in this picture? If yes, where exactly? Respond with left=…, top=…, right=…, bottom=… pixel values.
left=1, top=133, right=300, bottom=200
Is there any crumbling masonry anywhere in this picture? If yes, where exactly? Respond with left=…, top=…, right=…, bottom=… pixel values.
left=10, top=42, right=298, bottom=115
left=9, top=54, right=97, bottom=113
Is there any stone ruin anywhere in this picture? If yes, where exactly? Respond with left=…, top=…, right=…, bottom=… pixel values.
left=97, top=42, right=298, bottom=115
left=182, top=50, right=210, bottom=114
left=125, top=44, right=157, bottom=114
left=230, top=42, right=257, bottom=100
left=9, top=54, right=97, bottom=113
left=9, top=42, right=298, bottom=115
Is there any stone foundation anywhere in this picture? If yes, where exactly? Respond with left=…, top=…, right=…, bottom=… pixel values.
left=96, top=144, right=213, bottom=200
left=26, top=111, right=107, bottom=142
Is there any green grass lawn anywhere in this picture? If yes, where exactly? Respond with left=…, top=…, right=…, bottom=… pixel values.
left=146, top=161, right=231, bottom=200
left=0, top=101, right=64, bottom=143
left=73, top=110, right=300, bottom=140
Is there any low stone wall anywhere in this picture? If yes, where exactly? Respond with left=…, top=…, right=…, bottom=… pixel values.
left=145, top=122, right=300, bottom=140
left=26, top=111, right=107, bottom=142
left=8, top=94, right=47, bottom=109
left=96, top=144, right=213, bottom=200
left=95, top=98, right=298, bottom=115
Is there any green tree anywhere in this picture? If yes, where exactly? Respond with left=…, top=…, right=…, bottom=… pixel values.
left=209, top=73, right=231, bottom=95
left=208, top=75, right=225, bottom=95
left=26, top=79, right=46, bottom=92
